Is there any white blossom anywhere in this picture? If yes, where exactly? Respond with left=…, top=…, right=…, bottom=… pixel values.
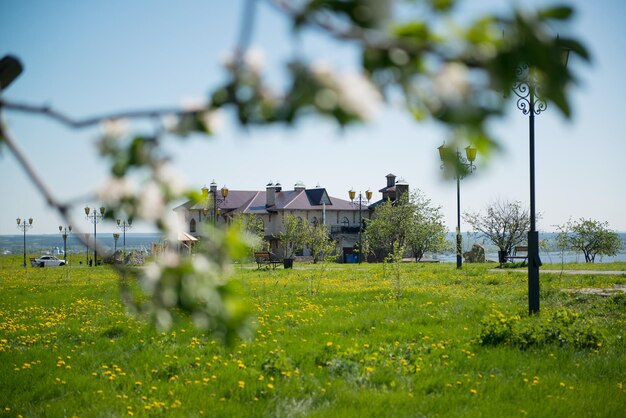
left=159, top=249, right=180, bottom=268
left=220, top=47, right=265, bottom=75
left=309, top=62, right=382, bottom=121
left=137, top=181, right=165, bottom=221
left=101, top=118, right=128, bottom=138
left=337, top=72, right=382, bottom=121
left=154, top=163, right=186, bottom=196
left=310, top=60, right=336, bottom=83
left=161, top=211, right=185, bottom=243
left=244, top=47, right=265, bottom=75
left=433, top=62, right=470, bottom=104
left=97, top=177, right=135, bottom=203
left=201, top=109, right=224, bottom=134
left=161, top=114, right=180, bottom=133
left=180, top=96, right=206, bottom=112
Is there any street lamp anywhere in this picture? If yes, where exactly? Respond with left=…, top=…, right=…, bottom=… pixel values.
left=16, top=217, right=33, bottom=267
left=113, top=233, right=120, bottom=262
left=348, top=188, right=372, bottom=263
left=512, top=46, right=570, bottom=314
left=58, top=225, right=72, bottom=263
left=84, top=206, right=105, bottom=267
left=116, top=218, right=132, bottom=258
left=438, top=144, right=477, bottom=269
left=204, top=180, right=229, bottom=225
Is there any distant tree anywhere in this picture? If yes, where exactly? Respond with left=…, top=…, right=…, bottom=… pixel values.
left=305, top=223, right=337, bottom=264
left=464, top=199, right=530, bottom=257
left=232, top=213, right=266, bottom=252
left=279, top=214, right=307, bottom=259
left=365, top=190, right=447, bottom=261
left=406, top=191, right=449, bottom=261
left=557, top=218, right=622, bottom=263
left=364, top=194, right=414, bottom=260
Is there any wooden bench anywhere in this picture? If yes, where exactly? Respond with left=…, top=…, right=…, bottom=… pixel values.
left=504, top=246, right=528, bottom=264
left=254, top=251, right=282, bottom=270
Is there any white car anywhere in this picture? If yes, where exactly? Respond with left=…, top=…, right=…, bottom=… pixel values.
left=33, top=255, right=67, bottom=267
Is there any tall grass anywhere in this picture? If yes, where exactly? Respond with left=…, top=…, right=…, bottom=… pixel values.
left=1, top=260, right=625, bottom=416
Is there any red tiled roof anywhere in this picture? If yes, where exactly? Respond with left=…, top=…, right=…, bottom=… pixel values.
left=177, top=188, right=365, bottom=214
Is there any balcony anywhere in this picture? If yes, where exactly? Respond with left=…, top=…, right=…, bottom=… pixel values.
left=330, top=225, right=360, bottom=234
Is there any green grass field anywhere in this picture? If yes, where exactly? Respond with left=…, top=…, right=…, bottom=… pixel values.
left=1, top=258, right=625, bottom=417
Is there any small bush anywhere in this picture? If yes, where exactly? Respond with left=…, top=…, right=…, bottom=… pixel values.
left=477, top=308, right=603, bottom=350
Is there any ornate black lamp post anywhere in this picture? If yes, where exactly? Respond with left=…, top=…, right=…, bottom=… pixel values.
left=348, top=189, right=372, bottom=263
left=58, top=225, right=71, bottom=263
left=116, top=218, right=132, bottom=257
left=512, top=48, right=570, bottom=314
left=438, top=145, right=477, bottom=269
left=112, top=233, right=120, bottom=262
left=84, top=206, right=105, bottom=267
left=203, top=181, right=229, bottom=225
left=16, top=217, right=33, bottom=267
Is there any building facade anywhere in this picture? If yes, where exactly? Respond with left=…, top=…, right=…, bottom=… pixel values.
left=174, top=174, right=408, bottom=260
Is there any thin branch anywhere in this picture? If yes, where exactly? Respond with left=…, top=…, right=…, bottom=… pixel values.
left=236, top=0, right=259, bottom=59
left=0, top=99, right=199, bottom=129
left=265, top=0, right=435, bottom=56
left=0, top=121, right=133, bottom=277
left=0, top=122, right=67, bottom=213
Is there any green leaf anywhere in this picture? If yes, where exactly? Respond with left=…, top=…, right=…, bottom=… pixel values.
left=538, top=5, right=573, bottom=20
left=392, top=21, right=431, bottom=43
left=429, top=0, right=455, bottom=12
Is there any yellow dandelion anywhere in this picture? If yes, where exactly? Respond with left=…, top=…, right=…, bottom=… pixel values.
left=238, top=380, right=246, bottom=389
left=326, top=341, right=333, bottom=347
left=267, top=383, right=274, bottom=390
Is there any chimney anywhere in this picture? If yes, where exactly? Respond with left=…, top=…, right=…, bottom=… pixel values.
left=274, top=181, right=282, bottom=192
left=386, top=173, right=396, bottom=188
left=395, top=178, right=409, bottom=202
left=294, top=181, right=306, bottom=191
left=266, top=181, right=276, bottom=207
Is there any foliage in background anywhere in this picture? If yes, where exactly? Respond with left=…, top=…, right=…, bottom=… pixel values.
left=406, top=190, right=449, bottom=261
left=464, top=198, right=530, bottom=256
left=305, top=223, right=338, bottom=263
left=233, top=213, right=267, bottom=254
left=556, top=218, right=622, bottom=263
left=279, top=214, right=307, bottom=259
left=365, top=190, right=447, bottom=261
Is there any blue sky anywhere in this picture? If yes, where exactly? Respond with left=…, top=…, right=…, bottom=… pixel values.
left=1, top=0, right=625, bottom=236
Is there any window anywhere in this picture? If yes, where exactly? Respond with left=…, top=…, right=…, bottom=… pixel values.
left=311, top=216, right=318, bottom=226
left=190, top=218, right=197, bottom=233
left=341, top=217, right=349, bottom=226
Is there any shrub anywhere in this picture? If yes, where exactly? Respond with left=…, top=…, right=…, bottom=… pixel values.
left=477, top=308, right=603, bottom=350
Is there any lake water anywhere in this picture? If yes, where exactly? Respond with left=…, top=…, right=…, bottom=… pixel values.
left=436, top=232, right=626, bottom=264
left=1, top=233, right=624, bottom=264
left=0, top=233, right=161, bottom=255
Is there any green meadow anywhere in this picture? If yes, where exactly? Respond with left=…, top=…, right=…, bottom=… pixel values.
left=1, top=257, right=625, bottom=417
